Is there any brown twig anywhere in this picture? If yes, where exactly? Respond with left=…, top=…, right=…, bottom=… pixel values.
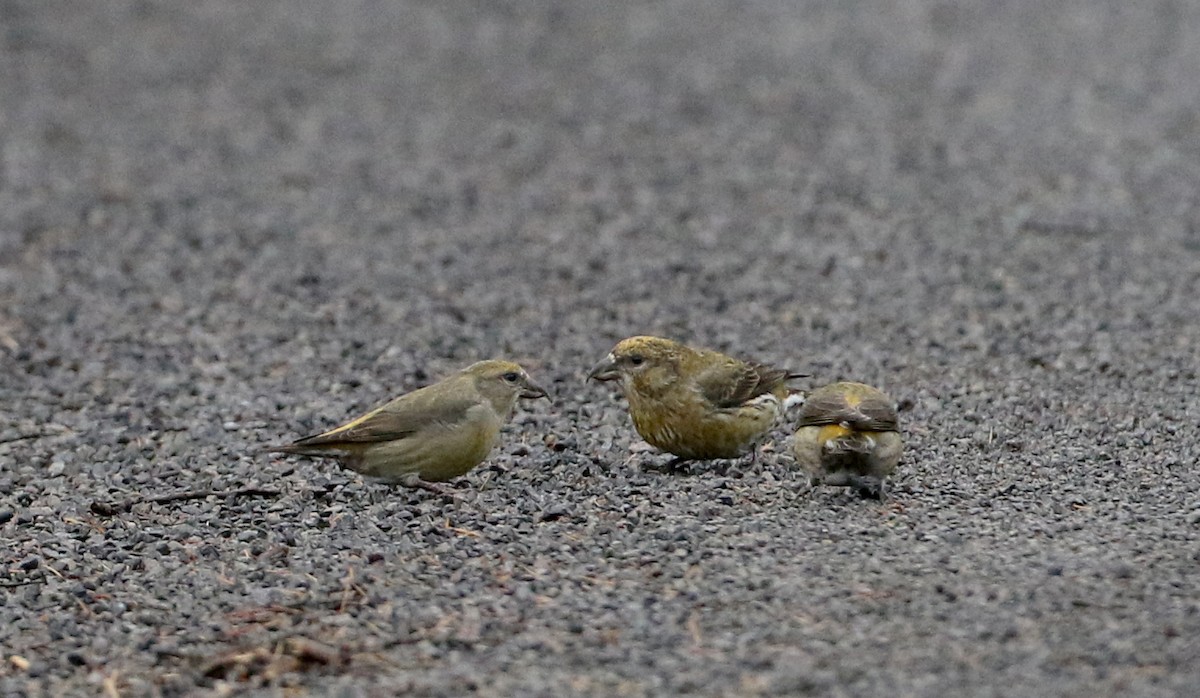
left=90, top=487, right=282, bottom=516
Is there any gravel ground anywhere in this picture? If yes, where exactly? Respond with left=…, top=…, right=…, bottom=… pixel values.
left=3, top=1, right=1200, bottom=696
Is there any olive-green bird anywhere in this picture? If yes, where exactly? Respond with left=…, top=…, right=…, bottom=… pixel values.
left=588, top=336, right=806, bottom=471
left=792, top=381, right=902, bottom=500
left=265, top=360, right=548, bottom=493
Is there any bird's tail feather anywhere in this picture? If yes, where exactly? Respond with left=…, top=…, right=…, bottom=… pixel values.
left=822, top=431, right=877, bottom=455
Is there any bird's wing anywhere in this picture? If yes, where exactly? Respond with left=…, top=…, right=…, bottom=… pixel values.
left=290, top=390, right=477, bottom=446
left=694, top=358, right=795, bottom=408
left=797, top=390, right=898, bottom=431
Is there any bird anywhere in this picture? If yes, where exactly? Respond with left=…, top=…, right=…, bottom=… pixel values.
left=264, top=360, right=548, bottom=494
left=791, top=381, right=902, bottom=500
left=588, top=335, right=806, bottom=472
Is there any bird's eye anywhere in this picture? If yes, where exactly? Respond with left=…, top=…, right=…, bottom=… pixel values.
left=628, top=355, right=644, bottom=366
left=502, top=371, right=520, bottom=383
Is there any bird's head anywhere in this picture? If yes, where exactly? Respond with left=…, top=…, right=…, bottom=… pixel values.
left=587, top=336, right=684, bottom=396
left=465, top=360, right=549, bottom=410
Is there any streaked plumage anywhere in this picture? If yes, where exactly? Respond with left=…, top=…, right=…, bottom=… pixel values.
left=792, top=381, right=902, bottom=499
left=588, top=336, right=806, bottom=469
left=265, top=360, right=547, bottom=492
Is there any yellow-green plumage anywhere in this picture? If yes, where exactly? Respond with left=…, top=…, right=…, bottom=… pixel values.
left=266, top=359, right=547, bottom=490
left=792, top=381, right=902, bottom=499
left=589, top=336, right=805, bottom=464
left=625, top=383, right=781, bottom=460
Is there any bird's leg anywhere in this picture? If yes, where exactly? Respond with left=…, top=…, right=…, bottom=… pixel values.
left=644, top=456, right=692, bottom=475
left=719, top=446, right=762, bottom=479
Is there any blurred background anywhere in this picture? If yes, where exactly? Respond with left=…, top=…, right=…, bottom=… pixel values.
left=2, top=1, right=1199, bottom=695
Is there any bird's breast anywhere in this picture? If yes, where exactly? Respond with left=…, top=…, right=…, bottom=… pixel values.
left=627, top=392, right=780, bottom=459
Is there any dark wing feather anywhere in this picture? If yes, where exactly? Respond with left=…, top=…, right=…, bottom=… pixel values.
left=797, top=392, right=898, bottom=431
left=695, top=359, right=798, bottom=408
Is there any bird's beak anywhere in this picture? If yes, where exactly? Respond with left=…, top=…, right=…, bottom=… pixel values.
left=520, top=380, right=550, bottom=400
left=587, top=354, right=620, bottom=382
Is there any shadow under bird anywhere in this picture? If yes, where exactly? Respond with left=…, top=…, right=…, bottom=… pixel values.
left=264, top=360, right=548, bottom=494
left=588, top=335, right=807, bottom=472
left=792, top=381, right=902, bottom=500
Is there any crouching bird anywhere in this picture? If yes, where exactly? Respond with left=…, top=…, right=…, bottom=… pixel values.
left=264, top=360, right=548, bottom=494
left=588, top=336, right=806, bottom=472
left=792, top=381, right=902, bottom=500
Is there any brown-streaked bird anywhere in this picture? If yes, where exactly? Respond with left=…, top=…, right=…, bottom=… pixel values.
left=264, top=360, right=548, bottom=493
left=792, top=381, right=902, bottom=500
left=588, top=335, right=806, bottom=471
